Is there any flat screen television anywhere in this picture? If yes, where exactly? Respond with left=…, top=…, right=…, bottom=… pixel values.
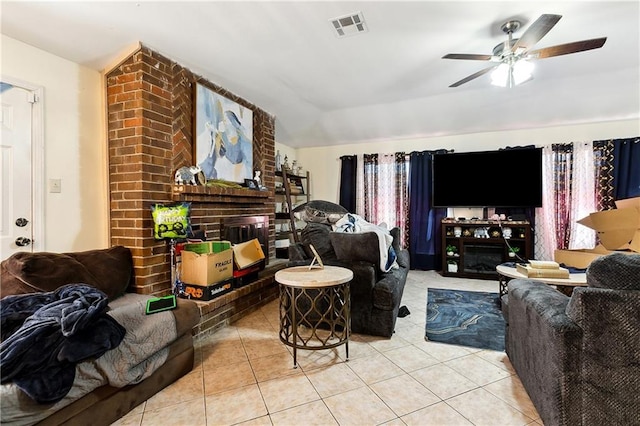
left=432, top=148, right=543, bottom=208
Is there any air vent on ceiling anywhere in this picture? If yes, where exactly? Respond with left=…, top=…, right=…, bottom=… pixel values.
left=329, top=12, right=368, bottom=37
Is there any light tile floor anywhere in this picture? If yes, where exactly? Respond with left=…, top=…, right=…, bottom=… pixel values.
left=113, top=270, right=542, bottom=426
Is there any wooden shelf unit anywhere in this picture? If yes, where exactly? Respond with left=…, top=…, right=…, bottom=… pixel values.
left=441, top=219, right=533, bottom=280
left=275, top=169, right=310, bottom=256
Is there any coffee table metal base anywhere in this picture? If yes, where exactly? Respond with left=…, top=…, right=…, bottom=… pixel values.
left=279, top=282, right=350, bottom=368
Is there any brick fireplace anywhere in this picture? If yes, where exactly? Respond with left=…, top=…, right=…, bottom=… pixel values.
left=106, top=45, right=278, bottom=300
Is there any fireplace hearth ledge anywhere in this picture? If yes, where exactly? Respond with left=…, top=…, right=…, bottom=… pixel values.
left=191, top=259, right=289, bottom=337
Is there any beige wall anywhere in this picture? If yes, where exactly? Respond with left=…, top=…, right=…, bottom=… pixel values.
left=2, top=32, right=637, bottom=252
left=294, top=119, right=640, bottom=203
left=1, top=35, right=108, bottom=252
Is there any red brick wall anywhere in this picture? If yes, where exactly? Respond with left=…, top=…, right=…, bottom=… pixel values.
left=106, top=45, right=276, bottom=295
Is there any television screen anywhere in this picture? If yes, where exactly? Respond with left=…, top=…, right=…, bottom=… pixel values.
left=432, top=148, right=543, bottom=208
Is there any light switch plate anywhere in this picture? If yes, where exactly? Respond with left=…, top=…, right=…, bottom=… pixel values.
left=49, top=178, right=61, bottom=193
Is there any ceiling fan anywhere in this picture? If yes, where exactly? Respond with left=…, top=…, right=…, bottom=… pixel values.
left=443, top=14, right=607, bottom=88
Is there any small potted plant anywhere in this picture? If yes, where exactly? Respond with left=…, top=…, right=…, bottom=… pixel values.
left=508, top=246, right=520, bottom=258
left=446, top=245, right=457, bottom=256
left=447, top=260, right=458, bottom=273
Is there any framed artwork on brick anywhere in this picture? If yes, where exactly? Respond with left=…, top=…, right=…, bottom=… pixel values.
left=194, top=82, right=253, bottom=183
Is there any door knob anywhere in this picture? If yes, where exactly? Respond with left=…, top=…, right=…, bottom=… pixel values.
left=15, top=218, right=29, bottom=227
left=15, top=237, right=31, bottom=247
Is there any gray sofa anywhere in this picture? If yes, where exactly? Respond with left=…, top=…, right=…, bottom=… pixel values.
left=501, top=252, right=640, bottom=426
left=288, top=216, right=410, bottom=338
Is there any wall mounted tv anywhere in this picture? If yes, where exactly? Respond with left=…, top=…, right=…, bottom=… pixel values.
left=432, top=148, right=543, bottom=208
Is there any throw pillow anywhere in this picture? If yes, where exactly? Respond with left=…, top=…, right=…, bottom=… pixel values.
left=0, top=246, right=133, bottom=300
left=300, top=223, right=338, bottom=261
left=1, top=252, right=96, bottom=298
left=329, top=232, right=381, bottom=266
left=293, top=200, right=348, bottom=224
left=586, top=252, right=640, bottom=290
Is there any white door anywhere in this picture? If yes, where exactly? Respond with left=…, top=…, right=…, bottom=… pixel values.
left=0, top=82, right=37, bottom=259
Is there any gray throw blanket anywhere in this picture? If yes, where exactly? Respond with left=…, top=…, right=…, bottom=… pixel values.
left=0, top=284, right=126, bottom=404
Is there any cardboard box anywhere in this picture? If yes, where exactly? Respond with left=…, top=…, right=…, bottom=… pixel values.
left=184, top=241, right=232, bottom=255
left=554, top=244, right=636, bottom=269
left=177, top=278, right=233, bottom=301
left=233, top=264, right=261, bottom=287
left=180, top=242, right=233, bottom=286
left=576, top=196, right=640, bottom=252
left=233, top=239, right=266, bottom=270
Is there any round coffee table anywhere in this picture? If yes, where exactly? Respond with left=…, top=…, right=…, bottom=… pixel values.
left=496, top=264, right=587, bottom=298
left=276, top=265, right=353, bottom=368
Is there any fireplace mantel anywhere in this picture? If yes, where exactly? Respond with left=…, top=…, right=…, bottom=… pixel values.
left=172, top=185, right=274, bottom=204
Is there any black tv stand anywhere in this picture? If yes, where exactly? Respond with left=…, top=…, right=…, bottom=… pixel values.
left=441, top=219, right=533, bottom=280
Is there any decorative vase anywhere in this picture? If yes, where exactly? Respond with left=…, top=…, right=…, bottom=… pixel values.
left=275, top=150, right=282, bottom=171
left=508, top=251, right=516, bottom=258
left=447, top=263, right=458, bottom=273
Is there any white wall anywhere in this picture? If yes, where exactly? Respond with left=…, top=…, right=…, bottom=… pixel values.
left=293, top=119, right=640, bottom=203
left=1, top=35, right=108, bottom=252
left=1, top=32, right=637, bottom=252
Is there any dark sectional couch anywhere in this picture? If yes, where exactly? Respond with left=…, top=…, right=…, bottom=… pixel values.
left=501, top=252, right=640, bottom=426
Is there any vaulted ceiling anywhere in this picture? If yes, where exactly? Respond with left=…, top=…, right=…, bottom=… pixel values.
left=2, top=1, right=638, bottom=148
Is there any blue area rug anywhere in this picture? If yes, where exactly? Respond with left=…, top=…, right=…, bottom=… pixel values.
left=426, top=288, right=505, bottom=352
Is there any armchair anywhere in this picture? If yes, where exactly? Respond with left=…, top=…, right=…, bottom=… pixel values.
left=288, top=214, right=410, bottom=338
left=501, top=252, right=640, bottom=426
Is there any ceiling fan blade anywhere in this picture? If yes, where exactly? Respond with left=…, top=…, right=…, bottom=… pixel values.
left=512, top=14, right=562, bottom=52
left=527, top=37, right=607, bottom=59
left=449, top=65, right=498, bottom=88
left=443, top=53, right=493, bottom=61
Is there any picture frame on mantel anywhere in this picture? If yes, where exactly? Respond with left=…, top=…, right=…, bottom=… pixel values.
left=193, top=82, right=253, bottom=183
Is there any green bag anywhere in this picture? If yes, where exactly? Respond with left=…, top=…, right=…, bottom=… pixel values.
left=151, top=202, right=191, bottom=239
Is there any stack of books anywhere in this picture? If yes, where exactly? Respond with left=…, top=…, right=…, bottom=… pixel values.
left=516, top=260, right=570, bottom=279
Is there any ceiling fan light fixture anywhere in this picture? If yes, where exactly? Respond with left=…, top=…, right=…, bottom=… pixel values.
left=514, top=59, right=534, bottom=82
left=491, top=60, right=534, bottom=88
left=444, top=14, right=607, bottom=88
left=490, top=63, right=510, bottom=87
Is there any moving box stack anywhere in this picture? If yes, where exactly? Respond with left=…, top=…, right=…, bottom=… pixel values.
left=517, top=260, right=570, bottom=279
left=177, top=241, right=234, bottom=301
left=554, top=196, right=640, bottom=268
left=176, top=238, right=265, bottom=300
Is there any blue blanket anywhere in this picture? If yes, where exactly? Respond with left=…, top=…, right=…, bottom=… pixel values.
left=0, top=284, right=125, bottom=403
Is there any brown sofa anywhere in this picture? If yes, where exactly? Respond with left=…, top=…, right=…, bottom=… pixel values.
left=1, top=246, right=200, bottom=426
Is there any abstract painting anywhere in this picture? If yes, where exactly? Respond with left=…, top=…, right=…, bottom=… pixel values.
left=194, top=83, right=253, bottom=182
